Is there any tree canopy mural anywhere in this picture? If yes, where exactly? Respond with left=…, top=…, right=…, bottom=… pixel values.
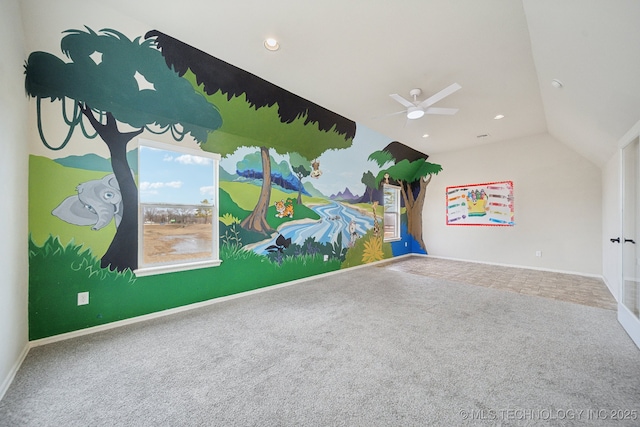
left=369, top=142, right=442, bottom=252
left=361, top=171, right=377, bottom=203
left=289, top=152, right=312, bottom=205
left=147, top=30, right=356, bottom=235
left=24, top=27, right=222, bottom=271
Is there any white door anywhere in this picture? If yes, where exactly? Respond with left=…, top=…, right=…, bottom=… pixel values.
left=619, top=136, right=640, bottom=348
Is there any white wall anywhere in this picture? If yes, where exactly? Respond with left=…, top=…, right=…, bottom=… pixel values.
left=602, top=150, right=622, bottom=299
left=0, top=0, right=29, bottom=399
left=423, top=133, right=602, bottom=276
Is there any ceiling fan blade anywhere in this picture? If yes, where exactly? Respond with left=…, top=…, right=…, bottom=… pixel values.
left=425, top=107, right=459, bottom=115
left=418, top=83, right=462, bottom=108
left=373, top=110, right=407, bottom=119
left=389, top=93, right=415, bottom=108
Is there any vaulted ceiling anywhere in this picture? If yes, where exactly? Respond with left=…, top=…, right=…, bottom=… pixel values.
left=31, top=0, right=640, bottom=167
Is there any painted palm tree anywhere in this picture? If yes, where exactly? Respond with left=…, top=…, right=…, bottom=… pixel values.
left=24, top=27, right=222, bottom=271
left=369, top=142, right=442, bottom=252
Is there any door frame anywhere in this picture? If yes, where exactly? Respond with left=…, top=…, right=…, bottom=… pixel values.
left=618, top=120, right=640, bottom=349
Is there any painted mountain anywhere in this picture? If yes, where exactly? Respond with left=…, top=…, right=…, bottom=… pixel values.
left=54, top=152, right=138, bottom=173
left=329, top=187, right=360, bottom=202
left=219, top=166, right=238, bottom=182
left=303, top=181, right=325, bottom=198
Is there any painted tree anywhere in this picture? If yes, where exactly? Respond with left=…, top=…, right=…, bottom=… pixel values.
left=361, top=170, right=377, bottom=203
left=236, top=151, right=299, bottom=191
left=147, top=30, right=356, bottom=235
left=289, top=152, right=311, bottom=205
left=369, top=142, right=442, bottom=251
left=24, top=27, right=222, bottom=271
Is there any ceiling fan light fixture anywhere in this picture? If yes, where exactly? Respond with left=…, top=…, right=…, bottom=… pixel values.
left=406, top=106, right=425, bottom=120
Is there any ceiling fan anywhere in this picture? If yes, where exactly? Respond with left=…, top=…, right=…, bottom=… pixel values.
left=389, top=83, right=461, bottom=120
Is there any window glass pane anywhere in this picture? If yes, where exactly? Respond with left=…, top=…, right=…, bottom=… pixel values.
left=137, top=141, right=219, bottom=273
left=383, top=185, right=401, bottom=241
left=142, top=206, right=213, bottom=265
left=384, top=213, right=398, bottom=239
left=139, top=146, right=215, bottom=205
left=384, top=187, right=398, bottom=213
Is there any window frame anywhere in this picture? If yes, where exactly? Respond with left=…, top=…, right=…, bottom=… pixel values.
left=134, top=139, right=221, bottom=277
left=383, top=184, right=402, bottom=242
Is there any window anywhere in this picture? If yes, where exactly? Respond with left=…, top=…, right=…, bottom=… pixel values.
left=383, top=185, right=401, bottom=241
left=135, top=139, right=221, bottom=276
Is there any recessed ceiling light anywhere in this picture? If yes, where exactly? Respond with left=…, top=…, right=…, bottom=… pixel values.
left=264, top=38, right=280, bottom=51
left=551, top=79, right=563, bottom=89
left=494, top=114, right=505, bottom=120
left=422, top=134, right=429, bottom=138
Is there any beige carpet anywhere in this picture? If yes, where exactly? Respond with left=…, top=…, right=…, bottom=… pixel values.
left=382, top=256, right=617, bottom=310
left=1, top=264, right=638, bottom=426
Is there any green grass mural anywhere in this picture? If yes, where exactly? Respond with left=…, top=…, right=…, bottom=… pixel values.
left=28, top=234, right=343, bottom=340
left=28, top=155, right=372, bottom=340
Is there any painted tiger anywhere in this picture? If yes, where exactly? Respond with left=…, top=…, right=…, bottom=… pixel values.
left=275, top=199, right=294, bottom=218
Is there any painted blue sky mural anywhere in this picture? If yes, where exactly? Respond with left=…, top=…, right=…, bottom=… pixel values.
left=219, top=124, right=391, bottom=198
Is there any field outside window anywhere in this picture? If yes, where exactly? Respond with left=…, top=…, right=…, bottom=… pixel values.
left=136, top=139, right=221, bottom=276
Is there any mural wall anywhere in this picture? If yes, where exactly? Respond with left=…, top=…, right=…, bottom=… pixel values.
left=26, top=28, right=441, bottom=340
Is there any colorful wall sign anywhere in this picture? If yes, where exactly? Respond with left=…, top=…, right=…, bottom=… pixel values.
left=446, top=181, right=514, bottom=226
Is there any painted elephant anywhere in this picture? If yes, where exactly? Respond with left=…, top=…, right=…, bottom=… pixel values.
left=52, top=174, right=123, bottom=230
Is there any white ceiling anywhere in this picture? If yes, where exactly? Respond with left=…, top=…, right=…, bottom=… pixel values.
left=90, top=0, right=640, bottom=166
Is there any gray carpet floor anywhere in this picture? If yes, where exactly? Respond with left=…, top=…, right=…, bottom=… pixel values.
left=1, top=266, right=639, bottom=426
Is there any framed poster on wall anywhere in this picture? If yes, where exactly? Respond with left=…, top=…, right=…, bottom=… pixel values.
left=446, top=181, right=514, bottom=226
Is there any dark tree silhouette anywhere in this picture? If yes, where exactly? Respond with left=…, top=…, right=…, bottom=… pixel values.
left=24, top=27, right=222, bottom=271
left=289, top=152, right=312, bottom=205
left=361, top=170, right=377, bottom=203
left=369, top=142, right=442, bottom=251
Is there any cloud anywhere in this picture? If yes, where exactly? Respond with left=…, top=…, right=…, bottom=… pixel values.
left=200, top=186, right=216, bottom=197
left=140, top=181, right=183, bottom=191
left=174, top=154, right=212, bottom=166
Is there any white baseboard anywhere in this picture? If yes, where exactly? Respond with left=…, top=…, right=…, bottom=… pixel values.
left=30, top=255, right=410, bottom=348
left=0, top=342, right=29, bottom=402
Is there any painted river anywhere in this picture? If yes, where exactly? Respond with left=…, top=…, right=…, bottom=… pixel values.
left=250, top=201, right=374, bottom=254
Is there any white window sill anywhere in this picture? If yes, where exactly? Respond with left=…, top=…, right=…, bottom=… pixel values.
left=384, top=237, right=402, bottom=242
left=135, top=259, right=222, bottom=277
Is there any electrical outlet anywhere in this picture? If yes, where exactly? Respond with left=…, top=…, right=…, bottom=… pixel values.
left=535, top=251, right=542, bottom=257
left=77, top=291, right=89, bottom=306
left=323, top=254, right=329, bottom=262
left=405, top=242, right=408, bottom=247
